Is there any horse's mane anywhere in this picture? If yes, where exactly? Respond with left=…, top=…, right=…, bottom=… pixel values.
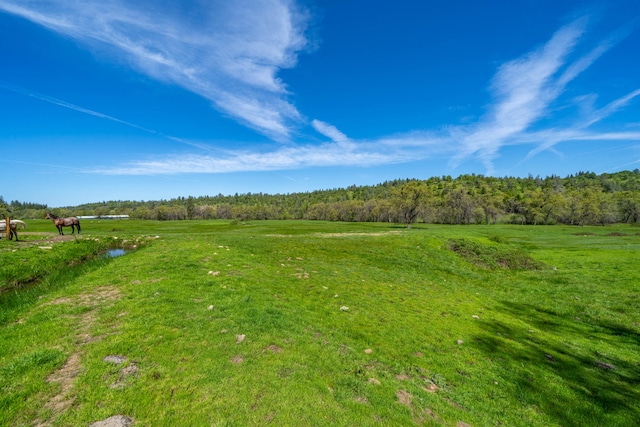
left=47, top=213, right=60, bottom=219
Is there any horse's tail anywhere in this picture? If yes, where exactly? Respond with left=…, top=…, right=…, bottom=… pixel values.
left=76, top=219, right=81, bottom=233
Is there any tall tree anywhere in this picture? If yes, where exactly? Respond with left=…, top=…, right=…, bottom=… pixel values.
left=616, top=191, right=640, bottom=223
left=442, top=187, right=475, bottom=224
left=391, top=181, right=432, bottom=228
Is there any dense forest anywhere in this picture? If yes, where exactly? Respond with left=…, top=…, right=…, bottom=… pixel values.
left=3, top=170, right=640, bottom=226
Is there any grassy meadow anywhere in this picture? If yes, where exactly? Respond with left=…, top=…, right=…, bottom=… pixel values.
left=1, top=219, right=639, bottom=426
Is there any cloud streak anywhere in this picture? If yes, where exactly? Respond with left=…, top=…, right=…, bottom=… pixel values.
left=0, top=0, right=310, bottom=139
left=449, top=16, right=639, bottom=172
left=452, top=18, right=588, bottom=171
left=312, top=119, right=349, bottom=143
left=89, top=142, right=406, bottom=175
left=0, top=82, right=214, bottom=151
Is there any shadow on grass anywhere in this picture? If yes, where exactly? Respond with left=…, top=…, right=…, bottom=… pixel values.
left=471, top=302, right=640, bottom=426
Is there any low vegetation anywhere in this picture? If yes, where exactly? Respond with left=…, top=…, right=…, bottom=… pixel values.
left=1, top=220, right=638, bottom=426
left=447, top=238, right=545, bottom=270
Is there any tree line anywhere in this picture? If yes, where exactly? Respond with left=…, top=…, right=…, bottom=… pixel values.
left=3, top=170, right=640, bottom=226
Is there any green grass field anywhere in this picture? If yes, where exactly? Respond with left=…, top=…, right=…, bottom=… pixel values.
left=1, top=220, right=639, bottom=426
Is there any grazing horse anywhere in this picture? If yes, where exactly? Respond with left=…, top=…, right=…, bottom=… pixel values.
left=45, top=213, right=81, bottom=235
left=0, top=219, right=26, bottom=241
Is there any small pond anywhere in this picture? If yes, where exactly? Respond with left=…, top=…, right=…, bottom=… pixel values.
left=104, top=248, right=127, bottom=258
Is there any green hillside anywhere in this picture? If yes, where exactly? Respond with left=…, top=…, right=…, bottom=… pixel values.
left=3, top=170, right=640, bottom=225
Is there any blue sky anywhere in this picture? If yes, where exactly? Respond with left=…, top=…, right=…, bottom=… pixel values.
left=1, top=0, right=639, bottom=207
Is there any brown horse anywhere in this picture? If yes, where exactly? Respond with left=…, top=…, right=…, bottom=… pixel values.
left=0, top=220, right=26, bottom=241
left=45, top=213, right=81, bottom=235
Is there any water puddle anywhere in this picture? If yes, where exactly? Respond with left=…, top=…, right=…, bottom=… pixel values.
left=105, top=248, right=127, bottom=258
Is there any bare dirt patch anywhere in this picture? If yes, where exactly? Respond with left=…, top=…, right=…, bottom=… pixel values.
left=397, top=389, right=438, bottom=425
left=314, top=231, right=403, bottom=238
left=89, top=415, right=134, bottom=427
left=263, top=344, right=283, bottom=354
left=45, top=352, right=82, bottom=413
left=36, top=286, right=123, bottom=424
left=47, top=286, right=122, bottom=309
left=423, top=383, right=438, bottom=393
left=78, top=287, right=122, bottom=306
left=13, top=232, right=78, bottom=246
left=396, top=389, right=413, bottom=406
left=264, top=231, right=403, bottom=238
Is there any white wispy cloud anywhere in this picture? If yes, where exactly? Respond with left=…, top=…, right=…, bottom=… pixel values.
left=302, top=16, right=639, bottom=173
left=448, top=16, right=640, bottom=172
left=90, top=142, right=404, bottom=175
left=0, top=0, right=310, bottom=139
left=312, top=119, right=349, bottom=143
left=582, top=88, right=640, bottom=128
left=522, top=88, right=640, bottom=161
left=424, top=18, right=640, bottom=173
left=449, top=18, right=589, bottom=172
left=88, top=116, right=449, bottom=175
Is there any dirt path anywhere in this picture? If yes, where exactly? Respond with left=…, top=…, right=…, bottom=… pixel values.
left=33, top=286, right=125, bottom=426
left=11, top=232, right=79, bottom=245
